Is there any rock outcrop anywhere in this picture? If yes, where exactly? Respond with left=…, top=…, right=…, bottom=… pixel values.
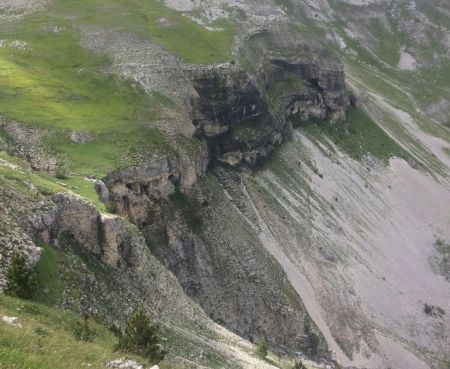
left=36, top=193, right=148, bottom=270
left=0, top=216, right=41, bottom=291
left=0, top=116, right=64, bottom=174
left=262, top=56, right=351, bottom=124
left=0, top=177, right=43, bottom=291
left=0, top=28, right=352, bottom=362
left=190, top=48, right=351, bottom=168
left=94, top=46, right=351, bottom=356
left=191, top=65, right=287, bottom=167
left=100, top=151, right=208, bottom=227
left=97, top=151, right=329, bottom=355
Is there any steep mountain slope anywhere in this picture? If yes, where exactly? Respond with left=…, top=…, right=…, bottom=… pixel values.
left=0, top=0, right=449, bottom=369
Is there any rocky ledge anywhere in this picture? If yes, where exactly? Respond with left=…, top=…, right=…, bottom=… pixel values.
left=191, top=65, right=286, bottom=167
left=190, top=48, right=351, bottom=167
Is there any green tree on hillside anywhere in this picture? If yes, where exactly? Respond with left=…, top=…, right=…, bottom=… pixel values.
left=255, top=338, right=268, bottom=359
left=292, top=361, right=306, bottom=369
left=4, top=254, right=37, bottom=300
left=115, top=308, right=166, bottom=364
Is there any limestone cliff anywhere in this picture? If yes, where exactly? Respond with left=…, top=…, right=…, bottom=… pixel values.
left=190, top=44, right=351, bottom=168
left=191, top=66, right=286, bottom=167
left=94, top=45, right=352, bottom=356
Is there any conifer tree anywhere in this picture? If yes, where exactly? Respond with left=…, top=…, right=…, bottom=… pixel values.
left=4, top=254, right=37, bottom=300
left=255, top=338, right=268, bottom=359
left=115, top=308, right=166, bottom=364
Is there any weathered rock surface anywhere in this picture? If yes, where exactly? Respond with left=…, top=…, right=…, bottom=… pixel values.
left=101, top=151, right=208, bottom=227
left=69, top=131, right=95, bottom=144
left=191, top=65, right=287, bottom=167
left=153, top=173, right=327, bottom=354
left=0, top=216, right=41, bottom=291
left=94, top=44, right=352, bottom=357
left=0, top=178, right=44, bottom=291
left=34, top=193, right=147, bottom=270
left=189, top=44, right=350, bottom=168
left=0, top=116, right=64, bottom=174
left=0, top=169, right=285, bottom=368
left=262, top=56, right=351, bottom=124
left=99, top=151, right=327, bottom=355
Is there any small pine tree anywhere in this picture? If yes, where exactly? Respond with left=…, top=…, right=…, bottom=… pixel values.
left=255, top=338, right=268, bottom=359
left=4, top=254, right=37, bottom=300
left=308, top=332, right=320, bottom=355
left=74, top=314, right=96, bottom=342
left=115, top=308, right=166, bottom=365
left=292, top=361, right=306, bottom=369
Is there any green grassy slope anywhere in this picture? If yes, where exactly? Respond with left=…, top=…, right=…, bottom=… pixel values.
left=301, top=108, right=410, bottom=163
left=52, top=0, right=235, bottom=65
left=0, top=0, right=235, bottom=204
left=0, top=295, right=138, bottom=369
left=0, top=152, right=106, bottom=210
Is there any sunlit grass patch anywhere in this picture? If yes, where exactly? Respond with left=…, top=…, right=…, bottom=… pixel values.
left=52, top=0, right=235, bottom=65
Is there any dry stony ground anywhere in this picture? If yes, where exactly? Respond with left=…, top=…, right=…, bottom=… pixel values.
left=246, top=135, right=450, bottom=369
left=0, top=0, right=47, bottom=18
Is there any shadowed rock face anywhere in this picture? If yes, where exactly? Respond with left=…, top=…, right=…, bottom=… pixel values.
left=263, top=57, right=351, bottom=124
left=30, top=193, right=147, bottom=270
left=190, top=53, right=350, bottom=167
left=92, top=49, right=351, bottom=357
left=191, top=66, right=287, bottom=167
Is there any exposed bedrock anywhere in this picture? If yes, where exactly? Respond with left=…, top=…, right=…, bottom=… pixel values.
left=101, top=160, right=328, bottom=355
left=0, top=37, right=353, bottom=357
left=100, top=151, right=209, bottom=227
left=191, top=66, right=287, bottom=167
left=94, top=49, right=352, bottom=357
left=30, top=193, right=148, bottom=270
left=262, top=57, right=351, bottom=124
left=190, top=51, right=351, bottom=167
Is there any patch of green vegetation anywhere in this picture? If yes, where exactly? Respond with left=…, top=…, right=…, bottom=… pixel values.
left=0, top=295, right=146, bottom=369
left=4, top=254, right=38, bottom=300
left=419, top=59, right=450, bottom=92
left=301, top=108, right=409, bottom=162
left=0, top=18, right=149, bottom=132
left=34, top=243, right=63, bottom=306
left=46, top=126, right=167, bottom=178
left=114, top=308, right=166, bottom=365
left=0, top=153, right=105, bottom=210
left=366, top=18, right=400, bottom=66
left=254, top=338, right=268, bottom=359
left=51, top=0, right=235, bottom=64
left=0, top=13, right=172, bottom=181
left=42, top=174, right=106, bottom=210
left=169, top=187, right=202, bottom=232
left=0, top=156, right=64, bottom=196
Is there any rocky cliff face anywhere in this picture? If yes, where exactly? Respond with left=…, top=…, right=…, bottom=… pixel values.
left=0, top=24, right=351, bottom=363
left=94, top=48, right=351, bottom=356
left=191, top=66, right=287, bottom=167
left=100, top=160, right=328, bottom=354
left=262, top=56, right=351, bottom=125
left=100, top=150, right=208, bottom=228
left=37, top=193, right=147, bottom=270
left=190, top=48, right=351, bottom=168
